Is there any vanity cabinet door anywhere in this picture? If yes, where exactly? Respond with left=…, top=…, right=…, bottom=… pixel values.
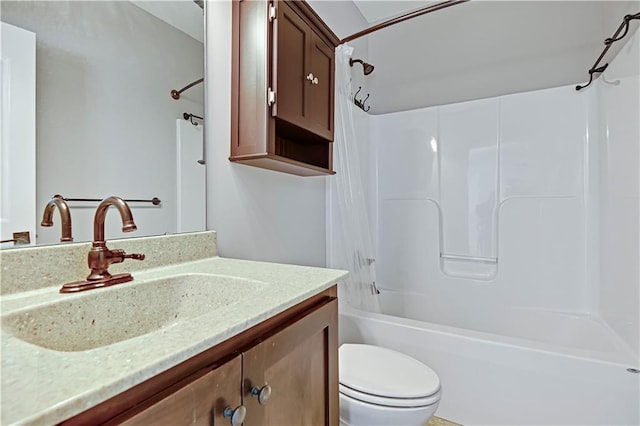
left=242, top=298, right=338, bottom=426
left=120, top=356, right=242, bottom=426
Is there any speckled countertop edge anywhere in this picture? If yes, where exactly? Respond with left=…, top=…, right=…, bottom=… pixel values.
left=1, top=256, right=348, bottom=426
left=0, top=231, right=218, bottom=295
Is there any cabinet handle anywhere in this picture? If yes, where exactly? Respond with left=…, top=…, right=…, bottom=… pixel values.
left=223, top=405, right=246, bottom=426
left=306, top=73, right=319, bottom=85
left=250, top=384, right=272, bottom=405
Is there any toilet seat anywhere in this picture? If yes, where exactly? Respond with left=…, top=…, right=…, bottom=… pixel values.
left=339, top=383, right=441, bottom=408
left=339, top=344, right=441, bottom=408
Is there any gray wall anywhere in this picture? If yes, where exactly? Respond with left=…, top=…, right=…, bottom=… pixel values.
left=205, top=2, right=327, bottom=267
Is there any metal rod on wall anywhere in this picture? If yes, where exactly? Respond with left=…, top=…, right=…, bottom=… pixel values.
left=183, top=112, right=204, bottom=126
left=171, top=78, right=204, bottom=100
left=61, top=197, right=162, bottom=206
left=576, top=13, right=640, bottom=91
left=341, top=0, right=470, bottom=43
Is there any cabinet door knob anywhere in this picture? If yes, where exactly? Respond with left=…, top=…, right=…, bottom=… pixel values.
left=312, top=77, right=319, bottom=85
left=250, top=384, right=272, bottom=405
left=223, top=405, right=246, bottom=426
left=306, top=72, right=315, bottom=82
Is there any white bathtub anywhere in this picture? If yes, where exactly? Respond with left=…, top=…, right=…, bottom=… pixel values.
left=339, top=290, right=640, bottom=425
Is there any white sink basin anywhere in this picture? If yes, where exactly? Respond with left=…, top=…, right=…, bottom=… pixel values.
left=2, top=274, right=265, bottom=352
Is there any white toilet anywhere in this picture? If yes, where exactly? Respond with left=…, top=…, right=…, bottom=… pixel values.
left=339, top=344, right=442, bottom=426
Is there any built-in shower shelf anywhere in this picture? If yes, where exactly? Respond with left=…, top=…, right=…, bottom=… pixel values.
left=440, top=253, right=497, bottom=263
left=440, top=253, right=498, bottom=280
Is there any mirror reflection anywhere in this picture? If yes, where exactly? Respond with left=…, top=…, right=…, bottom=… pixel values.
left=0, top=0, right=205, bottom=248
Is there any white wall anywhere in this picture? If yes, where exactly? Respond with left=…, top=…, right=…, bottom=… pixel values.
left=366, top=1, right=639, bottom=114
left=205, top=2, right=326, bottom=267
left=597, top=26, right=640, bottom=356
left=372, top=83, right=597, bottom=314
left=1, top=1, right=204, bottom=245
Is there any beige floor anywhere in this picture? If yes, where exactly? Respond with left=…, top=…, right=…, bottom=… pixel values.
left=427, top=416, right=461, bottom=426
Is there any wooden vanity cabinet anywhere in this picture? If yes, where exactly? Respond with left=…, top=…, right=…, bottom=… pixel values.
left=61, top=287, right=338, bottom=426
left=121, top=356, right=242, bottom=426
left=243, top=293, right=338, bottom=425
left=230, top=0, right=339, bottom=177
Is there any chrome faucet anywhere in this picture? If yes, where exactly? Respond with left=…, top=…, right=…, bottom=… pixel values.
left=41, top=195, right=73, bottom=242
left=60, top=196, right=145, bottom=293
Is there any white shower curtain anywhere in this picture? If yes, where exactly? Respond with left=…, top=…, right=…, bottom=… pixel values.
left=328, top=44, right=380, bottom=312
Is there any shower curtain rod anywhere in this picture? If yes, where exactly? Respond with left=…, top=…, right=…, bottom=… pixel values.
left=341, top=0, right=470, bottom=44
left=171, top=77, right=204, bottom=100
left=576, top=12, right=640, bottom=91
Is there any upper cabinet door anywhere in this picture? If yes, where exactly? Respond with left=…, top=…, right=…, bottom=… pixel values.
left=273, top=1, right=335, bottom=141
left=307, top=31, right=334, bottom=141
left=274, top=1, right=309, bottom=129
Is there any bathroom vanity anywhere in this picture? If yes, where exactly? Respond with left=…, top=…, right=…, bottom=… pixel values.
left=0, top=232, right=347, bottom=425
left=71, top=289, right=337, bottom=425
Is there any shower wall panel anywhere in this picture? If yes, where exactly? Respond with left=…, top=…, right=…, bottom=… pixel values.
left=439, top=99, right=498, bottom=278
left=375, top=107, right=439, bottom=201
left=598, top=27, right=640, bottom=356
left=374, top=84, right=593, bottom=313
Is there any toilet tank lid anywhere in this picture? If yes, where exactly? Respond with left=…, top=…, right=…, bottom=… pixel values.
left=339, top=344, right=441, bottom=399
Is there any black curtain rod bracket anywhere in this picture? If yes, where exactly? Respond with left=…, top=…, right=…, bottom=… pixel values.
left=183, top=112, right=203, bottom=126
left=181, top=113, right=206, bottom=165
left=576, top=13, right=640, bottom=91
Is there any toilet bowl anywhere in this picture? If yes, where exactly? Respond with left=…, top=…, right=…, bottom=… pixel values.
left=339, top=344, right=442, bottom=426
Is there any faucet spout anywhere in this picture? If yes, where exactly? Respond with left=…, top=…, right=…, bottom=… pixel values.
left=60, top=196, right=144, bottom=293
left=40, top=195, right=73, bottom=242
left=93, top=196, right=137, bottom=242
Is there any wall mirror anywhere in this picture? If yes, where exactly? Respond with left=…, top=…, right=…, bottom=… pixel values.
left=0, top=0, right=205, bottom=248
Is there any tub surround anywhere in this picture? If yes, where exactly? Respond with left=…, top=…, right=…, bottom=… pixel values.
left=354, top=25, right=640, bottom=425
left=1, top=231, right=348, bottom=425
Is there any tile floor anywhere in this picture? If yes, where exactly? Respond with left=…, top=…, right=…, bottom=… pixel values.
left=427, top=416, right=461, bottom=426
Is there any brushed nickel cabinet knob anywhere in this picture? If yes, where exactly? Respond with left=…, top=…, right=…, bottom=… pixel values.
left=250, top=384, right=272, bottom=405
left=223, top=405, right=246, bottom=426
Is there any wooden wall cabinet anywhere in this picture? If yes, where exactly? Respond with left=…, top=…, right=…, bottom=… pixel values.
left=230, top=0, right=340, bottom=177
left=63, top=288, right=338, bottom=426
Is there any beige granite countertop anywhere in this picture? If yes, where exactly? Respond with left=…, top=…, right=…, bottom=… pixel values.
left=1, top=248, right=348, bottom=425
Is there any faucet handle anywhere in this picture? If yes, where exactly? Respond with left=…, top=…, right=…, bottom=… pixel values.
left=109, top=249, right=145, bottom=264
left=123, top=252, right=145, bottom=261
